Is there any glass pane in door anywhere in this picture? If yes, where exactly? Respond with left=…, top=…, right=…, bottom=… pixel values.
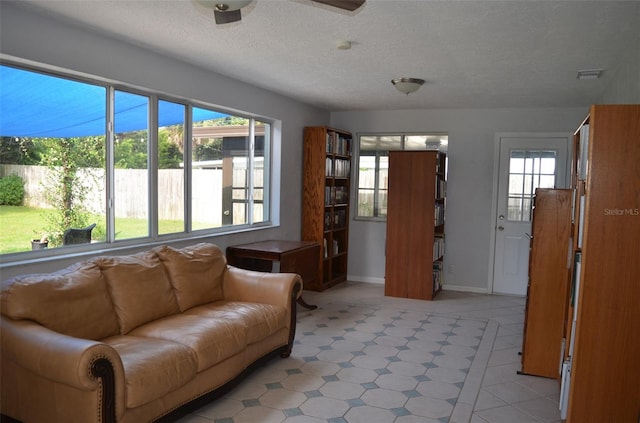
left=507, top=150, right=557, bottom=221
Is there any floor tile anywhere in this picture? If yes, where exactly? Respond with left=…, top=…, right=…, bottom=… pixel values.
left=360, top=387, right=408, bottom=409
left=475, top=404, right=539, bottom=423
left=483, top=381, right=541, bottom=404
left=343, top=405, right=396, bottom=423
left=514, top=396, right=564, bottom=422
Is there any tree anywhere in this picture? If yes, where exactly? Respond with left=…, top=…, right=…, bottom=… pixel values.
left=39, top=136, right=104, bottom=246
left=158, top=129, right=183, bottom=169
left=0, top=136, right=42, bottom=165
left=194, top=138, right=223, bottom=162
left=114, top=132, right=148, bottom=169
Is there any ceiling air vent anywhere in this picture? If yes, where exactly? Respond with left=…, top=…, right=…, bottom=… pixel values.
left=577, top=69, right=603, bottom=80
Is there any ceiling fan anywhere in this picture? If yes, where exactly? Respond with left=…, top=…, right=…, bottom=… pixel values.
left=200, top=0, right=366, bottom=25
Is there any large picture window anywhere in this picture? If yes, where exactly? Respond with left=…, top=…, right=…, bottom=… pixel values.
left=0, top=64, right=272, bottom=256
left=356, top=133, right=448, bottom=219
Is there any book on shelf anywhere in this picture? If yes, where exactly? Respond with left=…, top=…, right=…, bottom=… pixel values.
left=434, top=203, right=445, bottom=226
left=571, top=189, right=576, bottom=224
left=324, top=211, right=332, bottom=230
left=433, top=235, right=445, bottom=261
left=435, top=178, right=446, bottom=199
left=578, top=124, right=589, bottom=180
left=432, top=261, right=444, bottom=292
left=325, top=157, right=333, bottom=176
left=334, top=209, right=346, bottom=228
left=325, top=186, right=332, bottom=205
left=571, top=252, right=582, bottom=321
left=578, top=195, right=585, bottom=248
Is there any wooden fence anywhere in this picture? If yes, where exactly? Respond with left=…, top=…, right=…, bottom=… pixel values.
left=1, top=164, right=223, bottom=224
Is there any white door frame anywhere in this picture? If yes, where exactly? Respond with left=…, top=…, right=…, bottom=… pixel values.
left=487, top=132, right=572, bottom=294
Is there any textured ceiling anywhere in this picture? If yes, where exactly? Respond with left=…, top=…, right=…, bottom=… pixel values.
left=8, top=0, right=640, bottom=111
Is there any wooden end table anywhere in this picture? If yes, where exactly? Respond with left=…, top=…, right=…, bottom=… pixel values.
left=226, top=240, right=319, bottom=310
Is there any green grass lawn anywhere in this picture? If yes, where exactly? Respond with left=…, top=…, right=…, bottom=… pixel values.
left=0, top=206, right=47, bottom=253
left=0, top=206, right=185, bottom=254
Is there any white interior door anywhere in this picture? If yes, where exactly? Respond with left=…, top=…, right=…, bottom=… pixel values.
left=491, top=134, right=569, bottom=295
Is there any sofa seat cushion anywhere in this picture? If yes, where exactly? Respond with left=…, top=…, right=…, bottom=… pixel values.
left=102, top=335, right=198, bottom=409
left=185, top=301, right=287, bottom=345
left=129, top=314, right=247, bottom=372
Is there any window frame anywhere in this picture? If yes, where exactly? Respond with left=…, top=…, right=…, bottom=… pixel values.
left=0, top=61, right=275, bottom=261
left=355, top=132, right=448, bottom=221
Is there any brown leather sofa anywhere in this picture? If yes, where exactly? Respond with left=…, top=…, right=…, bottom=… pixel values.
left=0, top=243, right=302, bottom=423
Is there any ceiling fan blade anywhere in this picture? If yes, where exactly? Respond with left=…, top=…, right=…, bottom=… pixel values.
left=214, top=9, right=242, bottom=24
left=310, top=0, right=365, bottom=12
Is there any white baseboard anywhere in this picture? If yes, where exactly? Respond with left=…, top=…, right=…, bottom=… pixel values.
left=347, top=275, right=384, bottom=284
left=346, top=276, right=489, bottom=294
left=441, top=284, right=489, bottom=294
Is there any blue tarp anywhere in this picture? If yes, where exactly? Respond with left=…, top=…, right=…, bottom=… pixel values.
left=0, top=65, right=228, bottom=138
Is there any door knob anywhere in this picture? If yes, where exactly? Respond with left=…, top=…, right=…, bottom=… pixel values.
left=498, top=225, right=505, bottom=231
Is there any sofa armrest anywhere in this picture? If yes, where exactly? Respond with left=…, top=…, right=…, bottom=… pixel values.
left=223, top=266, right=302, bottom=309
left=1, top=315, right=125, bottom=420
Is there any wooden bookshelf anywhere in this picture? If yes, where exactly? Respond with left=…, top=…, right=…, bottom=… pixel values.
left=385, top=151, right=446, bottom=300
left=560, top=105, right=640, bottom=422
left=520, top=188, right=572, bottom=379
left=302, top=126, right=352, bottom=291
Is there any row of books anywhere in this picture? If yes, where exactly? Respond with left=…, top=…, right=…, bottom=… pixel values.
left=435, top=203, right=445, bottom=226
left=323, top=238, right=342, bottom=258
left=433, top=235, right=445, bottom=261
left=324, top=209, right=347, bottom=230
left=325, top=186, right=348, bottom=205
left=433, top=261, right=444, bottom=293
left=326, top=134, right=351, bottom=156
left=325, top=158, right=351, bottom=177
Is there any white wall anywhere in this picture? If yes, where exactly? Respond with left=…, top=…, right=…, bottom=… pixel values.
left=331, top=108, right=588, bottom=292
left=599, top=31, right=640, bottom=104
left=0, top=3, right=329, bottom=279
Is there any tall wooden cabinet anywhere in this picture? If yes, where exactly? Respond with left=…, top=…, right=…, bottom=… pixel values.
left=302, top=126, right=352, bottom=291
left=561, top=105, right=640, bottom=422
left=520, top=188, right=572, bottom=379
left=385, top=151, right=446, bottom=300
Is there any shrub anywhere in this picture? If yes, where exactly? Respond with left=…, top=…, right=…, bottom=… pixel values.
left=0, top=174, right=25, bottom=206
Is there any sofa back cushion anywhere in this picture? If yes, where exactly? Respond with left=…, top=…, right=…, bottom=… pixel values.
left=94, top=250, right=180, bottom=334
left=154, top=243, right=226, bottom=311
left=0, top=261, right=120, bottom=340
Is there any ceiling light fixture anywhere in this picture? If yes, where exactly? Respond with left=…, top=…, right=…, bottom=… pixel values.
left=577, top=69, right=603, bottom=80
left=391, top=77, right=425, bottom=95
left=213, top=1, right=252, bottom=12
left=336, top=40, right=352, bottom=50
